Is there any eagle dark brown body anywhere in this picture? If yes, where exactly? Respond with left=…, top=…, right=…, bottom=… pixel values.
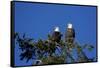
left=65, top=28, right=75, bottom=44
left=52, top=31, right=62, bottom=43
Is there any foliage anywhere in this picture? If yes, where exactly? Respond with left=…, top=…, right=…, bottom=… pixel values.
left=14, top=32, right=96, bottom=65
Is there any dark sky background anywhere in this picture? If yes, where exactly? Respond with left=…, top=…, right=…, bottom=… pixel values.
left=14, top=2, right=97, bottom=66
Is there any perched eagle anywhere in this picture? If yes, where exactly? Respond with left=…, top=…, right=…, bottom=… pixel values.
left=65, top=23, right=75, bottom=44
left=52, top=27, right=62, bottom=43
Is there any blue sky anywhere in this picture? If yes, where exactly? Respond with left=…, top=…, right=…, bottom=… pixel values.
left=14, top=2, right=97, bottom=66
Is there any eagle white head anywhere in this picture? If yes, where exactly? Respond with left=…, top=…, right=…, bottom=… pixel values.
left=54, top=27, right=60, bottom=32
left=67, top=23, right=73, bottom=29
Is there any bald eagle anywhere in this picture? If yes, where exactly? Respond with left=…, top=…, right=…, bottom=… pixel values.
left=65, top=23, right=75, bottom=44
left=52, top=27, right=62, bottom=43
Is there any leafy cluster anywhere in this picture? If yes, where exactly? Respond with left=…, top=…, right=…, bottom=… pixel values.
left=14, top=32, right=96, bottom=65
